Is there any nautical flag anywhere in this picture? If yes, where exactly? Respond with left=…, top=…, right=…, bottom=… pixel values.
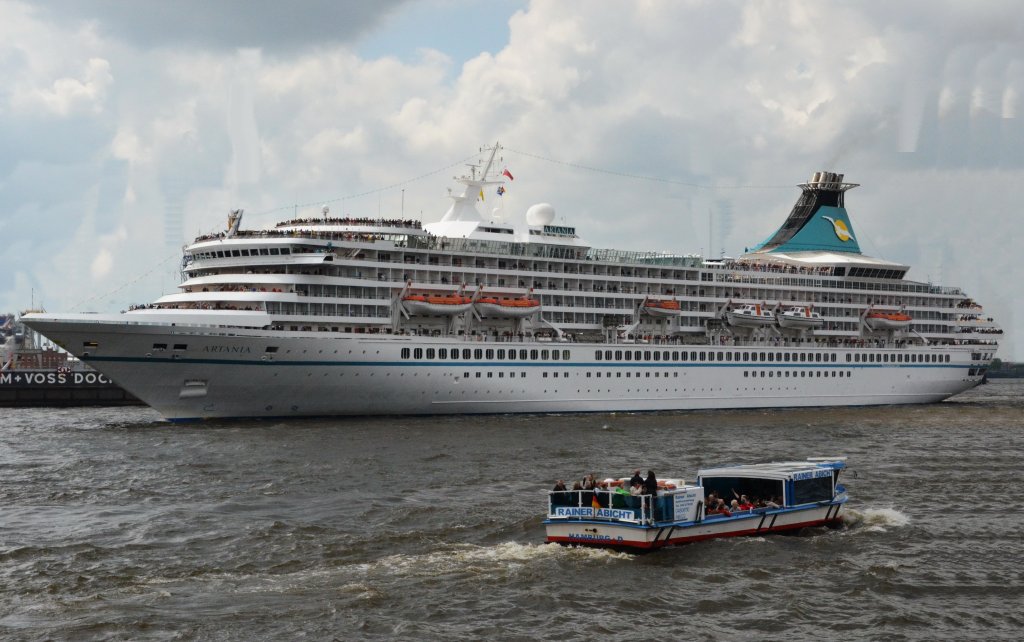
left=479, top=188, right=484, bottom=201
left=497, top=185, right=506, bottom=196
left=502, top=168, right=514, bottom=180
left=591, top=493, right=602, bottom=510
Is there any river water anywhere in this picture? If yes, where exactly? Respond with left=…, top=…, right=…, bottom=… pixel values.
left=1, top=380, right=1022, bottom=640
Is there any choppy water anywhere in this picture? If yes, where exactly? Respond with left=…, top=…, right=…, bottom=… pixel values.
left=1, top=381, right=1022, bottom=640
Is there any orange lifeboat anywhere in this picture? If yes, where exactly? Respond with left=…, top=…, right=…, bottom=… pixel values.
left=865, top=310, right=912, bottom=330
left=641, top=298, right=683, bottom=317
left=402, top=293, right=474, bottom=315
left=476, top=296, right=542, bottom=318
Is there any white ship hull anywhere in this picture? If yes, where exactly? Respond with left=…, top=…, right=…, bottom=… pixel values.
left=25, top=316, right=989, bottom=420
left=545, top=503, right=844, bottom=550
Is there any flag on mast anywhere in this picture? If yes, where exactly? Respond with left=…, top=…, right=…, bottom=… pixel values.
left=502, top=168, right=514, bottom=180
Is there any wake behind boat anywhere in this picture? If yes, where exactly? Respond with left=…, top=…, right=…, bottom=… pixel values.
left=22, top=147, right=1000, bottom=420
left=545, top=457, right=848, bottom=550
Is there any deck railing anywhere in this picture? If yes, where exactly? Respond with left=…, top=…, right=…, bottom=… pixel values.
left=548, top=489, right=659, bottom=525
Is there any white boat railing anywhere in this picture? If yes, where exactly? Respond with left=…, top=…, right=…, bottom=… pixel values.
left=547, top=490, right=659, bottom=525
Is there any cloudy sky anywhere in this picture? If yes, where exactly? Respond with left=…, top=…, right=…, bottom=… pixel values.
left=1, top=0, right=1020, bottom=357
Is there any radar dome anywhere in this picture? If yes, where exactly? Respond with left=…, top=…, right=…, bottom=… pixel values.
left=526, top=203, right=556, bottom=226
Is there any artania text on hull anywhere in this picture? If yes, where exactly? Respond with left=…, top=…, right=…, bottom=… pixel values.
left=25, top=145, right=1000, bottom=420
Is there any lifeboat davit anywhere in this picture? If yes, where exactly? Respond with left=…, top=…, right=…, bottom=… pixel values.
left=476, top=296, right=542, bottom=318
left=641, top=298, right=683, bottom=317
left=726, top=304, right=776, bottom=328
left=776, top=306, right=825, bottom=330
left=865, top=310, right=912, bottom=330
left=402, top=293, right=474, bottom=315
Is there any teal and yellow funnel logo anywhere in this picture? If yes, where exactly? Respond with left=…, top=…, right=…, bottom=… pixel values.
left=822, top=216, right=854, bottom=242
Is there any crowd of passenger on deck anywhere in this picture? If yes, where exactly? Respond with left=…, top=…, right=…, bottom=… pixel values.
left=551, top=470, right=784, bottom=520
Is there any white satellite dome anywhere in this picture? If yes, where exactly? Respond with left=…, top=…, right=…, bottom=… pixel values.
left=526, top=203, right=556, bottom=226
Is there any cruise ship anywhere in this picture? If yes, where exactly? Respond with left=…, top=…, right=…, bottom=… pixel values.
left=24, top=145, right=1000, bottom=420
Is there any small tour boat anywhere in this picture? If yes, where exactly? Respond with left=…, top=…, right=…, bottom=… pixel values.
left=776, top=306, right=825, bottom=330
left=864, top=310, right=912, bottom=330
left=475, top=296, right=541, bottom=318
left=401, top=293, right=474, bottom=315
left=726, top=303, right=776, bottom=328
left=641, top=298, right=683, bottom=317
left=544, top=457, right=848, bottom=550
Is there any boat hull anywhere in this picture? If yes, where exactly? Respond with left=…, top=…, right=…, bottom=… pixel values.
left=475, top=302, right=540, bottom=318
left=544, top=503, right=844, bottom=550
left=777, top=314, right=825, bottom=330
left=865, top=317, right=911, bottom=330
left=22, top=316, right=989, bottom=420
left=726, top=312, right=776, bottom=328
left=642, top=306, right=682, bottom=318
left=402, top=300, right=473, bottom=315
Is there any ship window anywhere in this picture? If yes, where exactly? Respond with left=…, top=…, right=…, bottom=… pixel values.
left=846, top=354, right=852, bottom=362
left=595, top=351, right=602, bottom=361
left=265, top=346, right=278, bottom=353
left=759, top=352, right=766, bottom=361
left=551, top=350, right=560, bottom=361
left=767, top=353, right=774, bottom=362
left=152, top=343, right=167, bottom=351
left=497, top=349, right=506, bottom=359
left=945, top=355, right=950, bottom=363
left=563, top=350, right=570, bottom=360
left=520, top=349, right=528, bottom=359
left=82, top=341, right=99, bottom=349
left=241, top=249, right=250, bottom=256
left=653, top=351, right=661, bottom=361
left=485, top=349, right=494, bottom=359
left=426, top=348, right=435, bottom=359
left=270, top=248, right=280, bottom=255
left=793, top=476, right=833, bottom=504
left=644, top=351, right=652, bottom=361
left=624, top=351, right=632, bottom=361
left=487, top=372, right=493, bottom=378
left=615, top=350, right=622, bottom=360
left=816, top=354, right=822, bottom=362
left=260, top=249, right=269, bottom=255
left=231, top=250, right=240, bottom=257
left=474, top=349, right=483, bottom=359
left=439, top=348, right=448, bottom=359
left=831, top=354, right=837, bottom=362
left=673, top=351, right=679, bottom=361
left=173, top=344, right=187, bottom=351
left=743, top=352, right=749, bottom=360
left=690, top=351, right=697, bottom=360
left=635, top=351, right=641, bottom=360
left=414, top=348, right=423, bottom=359
left=401, top=348, right=411, bottom=359
left=281, top=248, right=290, bottom=254
left=541, top=349, right=549, bottom=360
left=700, top=352, right=706, bottom=361
left=530, top=350, right=539, bottom=360
left=508, top=352, right=516, bottom=362
left=463, top=349, right=471, bottom=359
left=604, top=350, right=613, bottom=360
left=725, top=352, right=732, bottom=362
left=475, top=372, right=481, bottom=378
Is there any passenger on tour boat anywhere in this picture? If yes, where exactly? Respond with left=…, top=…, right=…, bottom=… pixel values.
left=629, top=469, right=644, bottom=488
left=643, top=471, right=658, bottom=496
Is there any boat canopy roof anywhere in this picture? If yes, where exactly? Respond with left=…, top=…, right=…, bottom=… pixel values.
left=698, top=457, right=846, bottom=482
